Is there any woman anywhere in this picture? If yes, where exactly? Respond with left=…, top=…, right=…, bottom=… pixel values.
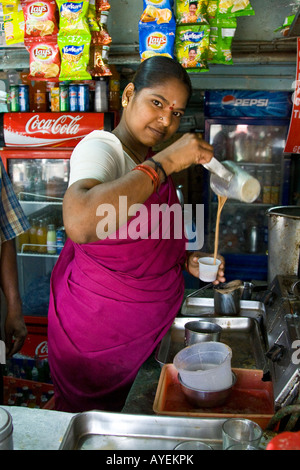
left=48, top=56, right=225, bottom=413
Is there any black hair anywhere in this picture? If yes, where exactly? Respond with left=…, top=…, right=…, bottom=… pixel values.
left=132, top=56, right=192, bottom=101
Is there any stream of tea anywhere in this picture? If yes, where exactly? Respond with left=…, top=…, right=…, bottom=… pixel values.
left=213, top=194, right=227, bottom=264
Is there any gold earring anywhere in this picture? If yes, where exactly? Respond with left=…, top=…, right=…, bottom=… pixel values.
left=122, top=100, right=128, bottom=107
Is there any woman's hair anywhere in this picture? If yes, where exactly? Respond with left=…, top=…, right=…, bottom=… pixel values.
left=132, top=56, right=192, bottom=101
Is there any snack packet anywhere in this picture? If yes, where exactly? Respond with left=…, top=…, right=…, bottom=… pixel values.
left=94, top=10, right=111, bottom=44
left=216, top=0, right=255, bottom=18
left=274, top=15, right=295, bottom=36
left=95, top=0, right=110, bottom=11
left=175, top=24, right=210, bottom=72
left=89, top=43, right=112, bottom=76
left=139, top=17, right=176, bottom=61
left=87, top=0, right=100, bottom=31
left=26, top=36, right=60, bottom=80
left=175, top=0, right=209, bottom=25
left=140, top=5, right=174, bottom=24
left=21, top=0, right=58, bottom=38
left=3, top=0, right=25, bottom=45
left=208, top=17, right=236, bottom=64
left=56, top=0, right=90, bottom=34
left=58, top=33, right=92, bottom=80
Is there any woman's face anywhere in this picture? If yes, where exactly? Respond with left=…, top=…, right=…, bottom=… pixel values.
left=124, top=77, right=189, bottom=147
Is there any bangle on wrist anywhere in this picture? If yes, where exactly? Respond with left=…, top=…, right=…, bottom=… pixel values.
left=132, top=164, right=160, bottom=193
left=147, top=157, right=167, bottom=183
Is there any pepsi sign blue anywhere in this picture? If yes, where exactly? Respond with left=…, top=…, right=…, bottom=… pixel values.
left=204, top=90, right=292, bottom=118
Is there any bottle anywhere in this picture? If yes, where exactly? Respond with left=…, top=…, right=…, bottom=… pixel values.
left=33, top=81, right=47, bottom=112
left=262, top=168, right=272, bottom=204
left=108, top=64, right=120, bottom=111
left=28, top=217, right=38, bottom=252
left=56, top=227, right=65, bottom=254
left=94, top=77, right=108, bottom=112
left=16, top=229, right=30, bottom=253
left=36, top=219, right=47, bottom=253
left=47, top=224, right=56, bottom=254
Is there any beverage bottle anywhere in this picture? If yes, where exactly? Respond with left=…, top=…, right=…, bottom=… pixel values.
left=28, top=217, right=38, bottom=252
left=108, top=64, right=120, bottom=111
left=36, top=218, right=47, bottom=253
left=94, top=77, right=108, bottom=112
left=262, top=168, right=272, bottom=204
left=16, top=229, right=30, bottom=253
left=47, top=224, right=56, bottom=254
left=32, top=81, right=47, bottom=112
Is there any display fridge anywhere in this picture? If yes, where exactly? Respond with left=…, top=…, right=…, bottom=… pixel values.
left=0, top=111, right=114, bottom=362
left=204, top=90, right=293, bottom=281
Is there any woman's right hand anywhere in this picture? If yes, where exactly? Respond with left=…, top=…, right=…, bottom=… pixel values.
left=155, top=133, right=214, bottom=175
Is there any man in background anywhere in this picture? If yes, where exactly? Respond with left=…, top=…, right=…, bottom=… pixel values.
left=0, top=157, right=29, bottom=404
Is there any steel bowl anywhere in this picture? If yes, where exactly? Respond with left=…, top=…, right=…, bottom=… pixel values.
left=179, top=372, right=237, bottom=408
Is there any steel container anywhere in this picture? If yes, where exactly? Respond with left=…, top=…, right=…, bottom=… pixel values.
left=267, top=206, right=300, bottom=285
left=0, top=408, right=13, bottom=450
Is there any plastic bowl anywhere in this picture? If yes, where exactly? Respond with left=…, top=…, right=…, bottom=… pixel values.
left=173, top=341, right=232, bottom=391
left=179, top=372, right=237, bottom=408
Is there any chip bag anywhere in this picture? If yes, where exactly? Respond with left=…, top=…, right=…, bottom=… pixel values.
left=140, top=5, right=174, bottom=24
left=58, top=33, right=92, bottom=80
left=87, top=0, right=100, bottom=31
left=175, top=0, right=209, bottom=25
left=216, top=0, right=255, bottom=18
left=21, top=0, right=58, bottom=38
left=95, top=0, right=110, bottom=11
left=26, top=36, right=60, bottom=80
left=139, top=17, right=176, bottom=61
left=2, top=0, right=25, bottom=45
left=208, top=17, right=236, bottom=64
left=56, top=0, right=90, bottom=34
left=175, top=24, right=210, bottom=72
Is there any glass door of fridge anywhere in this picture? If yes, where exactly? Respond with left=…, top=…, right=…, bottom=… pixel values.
left=6, top=156, right=70, bottom=317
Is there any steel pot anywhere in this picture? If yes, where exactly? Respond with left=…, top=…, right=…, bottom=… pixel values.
left=0, top=408, right=13, bottom=450
left=266, top=206, right=300, bottom=285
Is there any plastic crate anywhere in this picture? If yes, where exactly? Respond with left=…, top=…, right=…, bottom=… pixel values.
left=3, top=376, right=54, bottom=409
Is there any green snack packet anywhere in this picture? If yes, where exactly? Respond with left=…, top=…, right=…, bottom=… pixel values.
left=208, top=16, right=236, bottom=64
left=274, top=15, right=295, bottom=33
left=58, top=34, right=92, bottom=81
left=56, top=0, right=90, bottom=34
left=175, top=0, right=209, bottom=25
left=175, top=24, right=210, bottom=72
left=210, top=0, right=255, bottom=18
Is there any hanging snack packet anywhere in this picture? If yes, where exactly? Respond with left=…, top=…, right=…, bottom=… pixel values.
left=175, top=24, right=210, bottom=72
left=56, top=0, right=90, bottom=34
left=216, top=0, right=255, bottom=18
left=3, top=0, right=25, bottom=45
left=208, top=17, right=236, bottom=64
left=89, top=43, right=111, bottom=76
left=175, top=0, right=209, bottom=25
left=139, top=18, right=176, bottom=61
left=140, top=5, right=174, bottom=24
left=26, top=36, right=60, bottom=80
left=21, top=0, right=58, bottom=38
left=207, top=0, right=218, bottom=17
left=95, top=0, right=110, bottom=11
left=87, top=0, right=100, bottom=31
left=58, top=34, right=92, bottom=80
left=94, top=10, right=111, bottom=44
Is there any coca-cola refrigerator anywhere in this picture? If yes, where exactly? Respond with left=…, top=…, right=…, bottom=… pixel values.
left=204, top=90, right=293, bottom=282
left=0, top=111, right=115, bottom=360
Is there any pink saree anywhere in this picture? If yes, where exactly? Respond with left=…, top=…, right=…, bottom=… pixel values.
left=48, top=178, right=186, bottom=412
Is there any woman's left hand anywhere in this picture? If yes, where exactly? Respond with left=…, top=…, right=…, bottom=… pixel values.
left=186, top=252, right=226, bottom=285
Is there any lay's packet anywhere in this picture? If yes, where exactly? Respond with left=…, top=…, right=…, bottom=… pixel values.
left=208, top=16, right=236, bottom=64
left=140, top=0, right=174, bottom=25
left=175, top=0, right=209, bottom=25
left=175, top=24, right=210, bottom=72
left=139, top=17, right=176, bottom=61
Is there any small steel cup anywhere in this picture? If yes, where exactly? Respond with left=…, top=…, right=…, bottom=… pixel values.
left=184, top=321, right=222, bottom=346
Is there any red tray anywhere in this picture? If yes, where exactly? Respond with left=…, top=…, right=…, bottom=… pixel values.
left=153, top=364, right=275, bottom=430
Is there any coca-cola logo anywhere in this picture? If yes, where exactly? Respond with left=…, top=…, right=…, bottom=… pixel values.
left=29, top=3, right=48, bottom=16
left=35, top=340, right=48, bottom=358
left=25, top=114, right=83, bottom=135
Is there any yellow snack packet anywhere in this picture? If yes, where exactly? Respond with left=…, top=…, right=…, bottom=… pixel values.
left=3, top=0, right=25, bottom=45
